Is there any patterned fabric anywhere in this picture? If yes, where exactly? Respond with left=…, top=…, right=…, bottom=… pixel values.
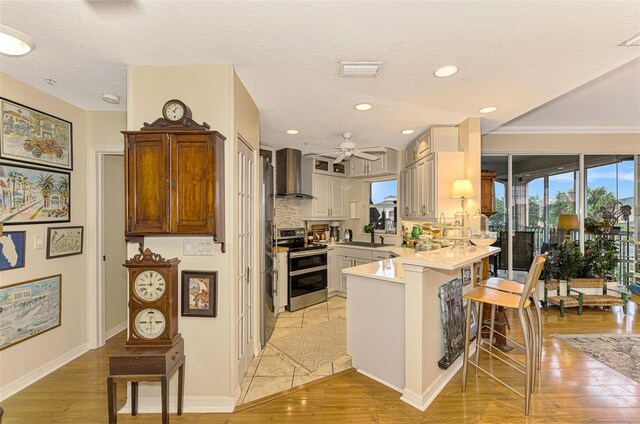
left=269, top=318, right=346, bottom=373
left=547, top=296, right=579, bottom=307
left=553, top=334, right=640, bottom=384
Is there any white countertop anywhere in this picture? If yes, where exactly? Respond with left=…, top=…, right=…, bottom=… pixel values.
left=341, top=259, right=404, bottom=283
left=397, top=246, right=500, bottom=270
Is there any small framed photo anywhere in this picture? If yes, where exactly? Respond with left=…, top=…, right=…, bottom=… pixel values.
left=0, top=230, right=26, bottom=271
left=181, top=270, right=217, bottom=317
left=462, top=266, right=472, bottom=286
left=46, top=226, right=83, bottom=259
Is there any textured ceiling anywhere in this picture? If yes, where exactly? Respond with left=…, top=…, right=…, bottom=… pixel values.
left=1, top=1, right=639, bottom=151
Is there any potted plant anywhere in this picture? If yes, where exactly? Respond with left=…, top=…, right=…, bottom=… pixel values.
left=543, top=242, right=583, bottom=282
left=584, top=217, right=600, bottom=234
left=584, top=237, right=618, bottom=281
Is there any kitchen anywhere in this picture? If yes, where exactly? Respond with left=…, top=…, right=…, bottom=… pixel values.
left=244, top=119, right=488, bottom=407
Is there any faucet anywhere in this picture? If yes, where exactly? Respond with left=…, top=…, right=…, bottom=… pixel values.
left=370, top=225, right=375, bottom=244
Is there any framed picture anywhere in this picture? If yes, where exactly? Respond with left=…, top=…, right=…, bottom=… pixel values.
left=181, top=270, right=217, bottom=317
left=462, top=266, right=472, bottom=286
left=0, top=274, right=62, bottom=350
left=0, top=98, right=73, bottom=170
left=0, top=162, right=70, bottom=225
left=46, top=226, right=83, bottom=259
left=0, top=230, right=26, bottom=271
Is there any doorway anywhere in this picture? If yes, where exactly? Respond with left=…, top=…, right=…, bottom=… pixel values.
left=102, top=154, right=128, bottom=340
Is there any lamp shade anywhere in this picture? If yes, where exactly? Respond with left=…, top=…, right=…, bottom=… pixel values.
left=557, top=214, right=579, bottom=230
left=451, top=179, right=475, bottom=198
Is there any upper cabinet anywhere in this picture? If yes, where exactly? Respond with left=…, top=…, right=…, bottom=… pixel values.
left=481, top=171, right=498, bottom=217
left=123, top=101, right=226, bottom=250
left=302, top=173, right=346, bottom=219
left=404, top=127, right=458, bottom=166
left=350, top=148, right=398, bottom=178
left=400, top=152, right=464, bottom=220
left=307, top=156, right=349, bottom=177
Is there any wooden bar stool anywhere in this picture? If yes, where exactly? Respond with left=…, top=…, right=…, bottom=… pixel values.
left=462, top=253, right=547, bottom=416
left=476, top=253, right=548, bottom=371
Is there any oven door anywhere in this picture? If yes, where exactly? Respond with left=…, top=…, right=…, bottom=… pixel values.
left=289, top=250, right=327, bottom=272
left=288, top=266, right=328, bottom=312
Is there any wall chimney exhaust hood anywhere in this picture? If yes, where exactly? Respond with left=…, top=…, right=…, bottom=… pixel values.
left=275, top=148, right=313, bottom=199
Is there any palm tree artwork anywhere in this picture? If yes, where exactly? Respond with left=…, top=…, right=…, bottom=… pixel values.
left=35, top=173, right=56, bottom=208
left=57, top=176, right=70, bottom=206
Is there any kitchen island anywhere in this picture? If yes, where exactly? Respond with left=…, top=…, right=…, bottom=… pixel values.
left=343, top=246, right=500, bottom=411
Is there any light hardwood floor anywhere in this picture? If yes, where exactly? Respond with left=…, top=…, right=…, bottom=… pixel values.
left=1, top=302, right=638, bottom=423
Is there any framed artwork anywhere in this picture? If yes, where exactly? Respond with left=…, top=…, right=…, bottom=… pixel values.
left=464, top=303, right=478, bottom=341
left=0, top=98, right=73, bottom=170
left=0, top=162, right=70, bottom=225
left=46, top=226, right=83, bottom=259
left=0, top=230, right=26, bottom=271
left=462, top=266, right=472, bottom=286
left=438, top=278, right=465, bottom=370
left=181, top=270, right=217, bottom=317
left=0, top=274, right=62, bottom=350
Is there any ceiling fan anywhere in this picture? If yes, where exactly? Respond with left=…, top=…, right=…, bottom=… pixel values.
left=315, top=133, right=387, bottom=164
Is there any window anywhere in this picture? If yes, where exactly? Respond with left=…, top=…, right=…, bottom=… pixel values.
left=369, top=180, right=397, bottom=234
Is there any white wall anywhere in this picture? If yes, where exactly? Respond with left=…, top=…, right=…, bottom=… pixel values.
left=482, top=133, right=640, bottom=154
left=0, top=73, right=88, bottom=399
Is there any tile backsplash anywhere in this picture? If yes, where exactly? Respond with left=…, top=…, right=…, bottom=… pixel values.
left=275, top=197, right=304, bottom=229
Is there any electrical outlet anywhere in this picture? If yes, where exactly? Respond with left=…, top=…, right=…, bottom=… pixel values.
left=34, top=235, right=44, bottom=250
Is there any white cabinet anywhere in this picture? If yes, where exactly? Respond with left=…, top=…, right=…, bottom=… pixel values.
left=275, top=251, right=289, bottom=313
left=339, top=256, right=354, bottom=292
left=400, top=152, right=464, bottom=220
left=335, top=246, right=394, bottom=294
left=307, top=156, right=349, bottom=177
left=303, top=174, right=346, bottom=219
left=350, top=149, right=398, bottom=178
left=404, top=127, right=459, bottom=166
left=327, top=248, right=338, bottom=293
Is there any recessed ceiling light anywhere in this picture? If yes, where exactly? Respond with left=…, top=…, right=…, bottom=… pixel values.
left=479, top=106, right=498, bottom=113
left=433, top=65, right=458, bottom=78
left=401, top=129, right=415, bottom=135
left=0, top=24, right=35, bottom=56
left=355, top=103, right=372, bottom=111
left=286, top=130, right=299, bottom=135
left=102, top=93, right=120, bottom=104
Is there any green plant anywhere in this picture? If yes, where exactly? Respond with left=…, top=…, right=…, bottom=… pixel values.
left=584, top=237, right=618, bottom=281
left=584, top=217, right=600, bottom=227
left=543, top=242, right=584, bottom=281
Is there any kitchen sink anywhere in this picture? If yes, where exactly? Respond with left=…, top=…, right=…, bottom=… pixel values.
left=340, top=241, right=393, bottom=248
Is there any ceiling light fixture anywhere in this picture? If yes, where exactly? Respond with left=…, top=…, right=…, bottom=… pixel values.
left=286, top=130, right=299, bottom=135
left=401, top=129, right=415, bottom=135
left=340, top=61, right=383, bottom=78
left=479, top=106, right=498, bottom=113
left=433, top=65, right=459, bottom=78
left=354, top=103, right=372, bottom=111
left=102, top=93, right=120, bottom=104
left=0, top=24, right=35, bottom=56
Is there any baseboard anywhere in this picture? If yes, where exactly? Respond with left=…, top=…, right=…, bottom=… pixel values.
left=119, top=395, right=236, bottom=414
left=0, top=343, right=89, bottom=401
left=105, top=321, right=127, bottom=340
left=400, top=345, right=475, bottom=411
left=356, top=368, right=402, bottom=393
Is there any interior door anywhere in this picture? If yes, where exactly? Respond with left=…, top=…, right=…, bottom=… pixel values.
left=237, top=140, right=255, bottom=377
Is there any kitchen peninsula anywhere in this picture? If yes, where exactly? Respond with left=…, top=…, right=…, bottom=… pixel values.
left=343, top=246, right=500, bottom=411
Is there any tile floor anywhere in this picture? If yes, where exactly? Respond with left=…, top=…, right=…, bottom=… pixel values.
left=237, top=295, right=351, bottom=405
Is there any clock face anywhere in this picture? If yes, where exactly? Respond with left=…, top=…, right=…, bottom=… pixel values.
left=163, top=101, right=185, bottom=122
left=134, top=270, right=166, bottom=301
left=134, top=308, right=167, bottom=339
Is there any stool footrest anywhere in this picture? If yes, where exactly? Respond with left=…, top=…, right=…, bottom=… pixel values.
left=477, top=344, right=526, bottom=374
left=467, top=361, right=525, bottom=398
left=480, top=325, right=526, bottom=351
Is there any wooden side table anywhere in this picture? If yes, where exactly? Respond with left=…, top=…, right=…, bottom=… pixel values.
left=107, top=339, right=185, bottom=424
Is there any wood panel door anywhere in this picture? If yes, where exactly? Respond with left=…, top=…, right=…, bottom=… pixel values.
left=126, top=133, right=170, bottom=234
left=172, top=134, right=214, bottom=233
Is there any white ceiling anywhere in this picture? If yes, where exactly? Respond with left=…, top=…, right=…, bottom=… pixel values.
left=1, top=1, right=639, bottom=152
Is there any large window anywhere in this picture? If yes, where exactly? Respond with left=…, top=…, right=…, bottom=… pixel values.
left=369, top=180, right=397, bottom=234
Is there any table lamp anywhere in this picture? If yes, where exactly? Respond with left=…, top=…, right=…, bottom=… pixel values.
left=557, top=213, right=579, bottom=245
left=451, top=179, right=475, bottom=226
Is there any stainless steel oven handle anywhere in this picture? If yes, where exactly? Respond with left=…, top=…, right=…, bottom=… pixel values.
left=289, top=265, right=328, bottom=276
left=289, top=250, right=328, bottom=258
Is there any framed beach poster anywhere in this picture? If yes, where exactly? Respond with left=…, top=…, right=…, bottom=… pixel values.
left=0, top=274, right=62, bottom=350
left=0, top=162, right=70, bottom=225
left=181, top=270, right=217, bottom=317
left=0, top=230, right=26, bottom=271
left=0, top=98, right=73, bottom=170
left=46, top=226, right=83, bottom=259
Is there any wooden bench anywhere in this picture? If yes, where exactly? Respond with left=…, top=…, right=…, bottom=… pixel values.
left=544, top=279, right=627, bottom=316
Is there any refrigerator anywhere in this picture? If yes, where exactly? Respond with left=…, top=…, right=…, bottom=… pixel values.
left=260, top=157, right=276, bottom=347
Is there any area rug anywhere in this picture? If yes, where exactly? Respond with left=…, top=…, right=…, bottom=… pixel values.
left=268, top=318, right=346, bottom=373
left=553, top=334, right=640, bottom=384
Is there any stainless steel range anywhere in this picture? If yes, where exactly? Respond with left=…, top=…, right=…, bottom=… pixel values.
left=276, top=228, right=328, bottom=311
